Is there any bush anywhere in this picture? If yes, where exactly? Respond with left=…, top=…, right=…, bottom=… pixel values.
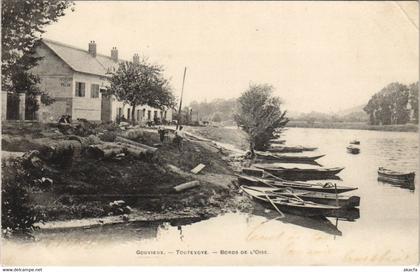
left=234, top=83, right=288, bottom=152
left=1, top=158, right=38, bottom=233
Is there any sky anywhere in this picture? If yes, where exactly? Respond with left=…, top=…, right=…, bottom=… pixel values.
left=43, top=1, right=419, bottom=113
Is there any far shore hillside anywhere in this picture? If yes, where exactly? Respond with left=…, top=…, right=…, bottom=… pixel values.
left=286, top=120, right=418, bottom=132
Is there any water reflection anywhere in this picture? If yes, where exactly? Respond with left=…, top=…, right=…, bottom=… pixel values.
left=334, top=208, right=360, bottom=222
left=250, top=208, right=342, bottom=236
left=377, top=178, right=415, bottom=192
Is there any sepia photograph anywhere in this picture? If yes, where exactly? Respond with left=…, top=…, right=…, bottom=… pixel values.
left=0, top=0, right=419, bottom=269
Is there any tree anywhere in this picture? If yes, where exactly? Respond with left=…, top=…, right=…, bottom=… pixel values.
left=364, top=82, right=413, bottom=125
left=212, top=112, right=222, bottom=123
left=2, top=0, right=74, bottom=116
left=234, top=83, right=288, bottom=155
left=108, top=59, right=175, bottom=124
left=408, top=82, right=419, bottom=124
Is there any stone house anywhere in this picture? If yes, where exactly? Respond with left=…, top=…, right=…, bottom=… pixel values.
left=1, top=39, right=172, bottom=123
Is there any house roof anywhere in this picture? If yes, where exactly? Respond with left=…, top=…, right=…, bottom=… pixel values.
left=41, top=39, right=125, bottom=77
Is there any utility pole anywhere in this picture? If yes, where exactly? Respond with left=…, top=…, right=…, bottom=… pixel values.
left=176, top=67, right=187, bottom=130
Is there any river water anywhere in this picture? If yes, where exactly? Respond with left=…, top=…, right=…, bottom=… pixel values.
left=2, top=128, right=418, bottom=266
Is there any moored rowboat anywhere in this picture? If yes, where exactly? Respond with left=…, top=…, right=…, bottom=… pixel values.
left=346, top=146, right=360, bottom=154
left=377, top=167, right=415, bottom=183
left=243, top=185, right=360, bottom=208
left=255, top=152, right=325, bottom=163
left=267, top=146, right=318, bottom=153
left=269, top=139, right=286, bottom=145
left=254, top=164, right=344, bottom=180
left=240, top=185, right=343, bottom=217
left=236, top=174, right=358, bottom=194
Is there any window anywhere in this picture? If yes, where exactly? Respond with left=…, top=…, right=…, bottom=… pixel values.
left=142, top=109, right=146, bottom=117
left=147, top=110, right=151, bottom=120
left=75, top=82, right=85, bottom=97
left=91, top=84, right=100, bottom=98
left=137, top=110, right=140, bottom=121
left=154, top=110, right=158, bottom=118
left=118, top=107, right=122, bottom=117
left=164, top=111, right=167, bottom=119
left=127, top=108, right=131, bottom=120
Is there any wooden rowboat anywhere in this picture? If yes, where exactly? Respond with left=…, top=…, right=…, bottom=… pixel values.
left=267, top=146, right=318, bottom=153
left=350, top=140, right=360, bottom=145
left=254, top=164, right=344, bottom=180
left=236, top=174, right=358, bottom=194
left=241, top=186, right=343, bottom=217
left=378, top=167, right=415, bottom=183
left=255, top=152, right=325, bottom=163
left=243, top=185, right=360, bottom=208
left=269, top=139, right=286, bottom=145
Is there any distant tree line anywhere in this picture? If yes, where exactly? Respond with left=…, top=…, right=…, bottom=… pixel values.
left=364, top=82, right=418, bottom=125
left=291, top=110, right=368, bottom=124
left=188, top=98, right=238, bottom=123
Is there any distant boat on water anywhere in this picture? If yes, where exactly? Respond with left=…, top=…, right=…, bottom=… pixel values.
left=378, top=167, right=415, bottom=184
left=346, top=145, right=360, bottom=154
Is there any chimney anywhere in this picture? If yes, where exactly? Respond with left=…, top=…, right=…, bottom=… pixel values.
left=111, top=47, right=118, bottom=62
left=133, top=53, right=139, bottom=65
left=88, top=41, right=96, bottom=57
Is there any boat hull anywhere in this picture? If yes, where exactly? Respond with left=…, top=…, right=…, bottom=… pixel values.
left=267, top=146, right=318, bottom=153
left=256, top=166, right=344, bottom=180
left=377, top=174, right=415, bottom=183
left=236, top=175, right=358, bottom=194
left=244, top=186, right=360, bottom=208
left=255, top=153, right=325, bottom=163
left=377, top=168, right=415, bottom=183
left=269, top=139, right=286, bottom=145
left=241, top=187, right=343, bottom=217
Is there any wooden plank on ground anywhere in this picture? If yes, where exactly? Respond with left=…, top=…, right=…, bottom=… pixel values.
left=191, top=163, right=206, bottom=174
left=173, top=180, right=200, bottom=192
left=115, top=136, right=157, bottom=152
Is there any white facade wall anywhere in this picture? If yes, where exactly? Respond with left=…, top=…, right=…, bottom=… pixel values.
left=72, top=72, right=108, bottom=121
left=112, top=101, right=172, bottom=124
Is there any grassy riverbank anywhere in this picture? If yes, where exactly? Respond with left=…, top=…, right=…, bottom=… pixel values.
left=185, top=126, right=249, bottom=151
left=287, top=120, right=418, bottom=132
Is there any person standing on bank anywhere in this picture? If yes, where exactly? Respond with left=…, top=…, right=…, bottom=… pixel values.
left=158, top=126, right=167, bottom=143
left=174, top=126, right=185, bottom=151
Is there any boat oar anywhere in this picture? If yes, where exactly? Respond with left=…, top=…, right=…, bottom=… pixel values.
left=334, top=183, right=339, bottom=207
left=283, top=187, right=305, bottom=203
left=264, top=194, right=285, bottom=218
left=289, top=191, right=305, bottom=203
left=334, top=183, right=340, bottom=221
left=263, top=170, right=287, bottom=182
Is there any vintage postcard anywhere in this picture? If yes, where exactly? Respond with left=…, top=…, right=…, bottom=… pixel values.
left=0, top=1, right=418, bottom=268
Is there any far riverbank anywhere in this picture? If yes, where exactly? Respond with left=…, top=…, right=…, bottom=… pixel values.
left=286, top=120, right=418, bottom=132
